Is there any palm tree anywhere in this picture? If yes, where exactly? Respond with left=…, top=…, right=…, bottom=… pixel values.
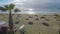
left=0, top=4, right=20, bottom=34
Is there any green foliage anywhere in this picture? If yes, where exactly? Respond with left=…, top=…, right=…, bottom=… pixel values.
left=0, top=7, right=7, bottom=11
left=28, top=21, right=33, bottom=25
left=40, top=16, right=45, bottom=19
left=8, top=4, right=15, bottom=10
left=54, top=14, right=60, bottom=18
left=15, top=20, right=19, bottom=24
left=0, top=4, right=15, bottom=11
left=25, top=18, right=29, bottom=20
left=0, top=3, right=20, bottom=12
left=14, top=8, right=20, bottom=13
left=4, top=5, right=9, bottom=10
left=35, top=15, right=38, bottom=17
left=29, top=16, right=32, bottom=18
left=42, top=22, right=49, bottom=26
left=35, top=18, right=39, bottom=20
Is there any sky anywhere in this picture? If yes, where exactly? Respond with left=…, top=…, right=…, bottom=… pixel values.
left=0, top=0, right=60, bottom=11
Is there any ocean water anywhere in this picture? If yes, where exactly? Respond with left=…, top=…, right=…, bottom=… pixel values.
left=0, top=9, right=60, bottom=14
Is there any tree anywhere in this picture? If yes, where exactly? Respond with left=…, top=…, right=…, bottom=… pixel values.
left=0, top=4, right=20, bottom=34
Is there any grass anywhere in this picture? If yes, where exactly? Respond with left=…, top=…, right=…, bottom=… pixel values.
left=0, top=14, right=60, bottom=34
left=54, top=14, right=60, bottom=18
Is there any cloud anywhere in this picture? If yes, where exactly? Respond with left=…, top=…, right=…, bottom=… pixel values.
left=12, top=0, right=60, bottom=10
left=0, top=0, right=60, bottom=10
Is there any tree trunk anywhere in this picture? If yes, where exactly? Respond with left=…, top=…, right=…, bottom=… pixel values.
left=9, top=10, right=14, bottom=34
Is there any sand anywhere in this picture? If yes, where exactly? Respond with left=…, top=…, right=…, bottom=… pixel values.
left=0, top=14, right=60, bottom=34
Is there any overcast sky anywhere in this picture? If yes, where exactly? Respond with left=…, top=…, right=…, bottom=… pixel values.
left=0, top=0, right=60, bottom=10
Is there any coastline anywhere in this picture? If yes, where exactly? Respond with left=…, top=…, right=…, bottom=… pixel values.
left=0, top=11, right=59, bottom=15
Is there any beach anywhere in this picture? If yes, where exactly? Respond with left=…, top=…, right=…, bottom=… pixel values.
left=0, top=0, right=60, bottom=34
left=0, top=13, right=60, bottom=34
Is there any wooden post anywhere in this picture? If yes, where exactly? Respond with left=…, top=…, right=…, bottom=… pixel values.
left=19, top=25, right=25, bottom=34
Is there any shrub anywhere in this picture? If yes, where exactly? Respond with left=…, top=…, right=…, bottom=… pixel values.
left=54, top=14, right=60, bottom=18
left=35, top=18, right=39, bottom=20
left=25, top=18, right=29, bottom=20
left=57, top=23, right=60, bottom=25
left=54, top=14, right=58, bottom=16
left=28, top=21, right=33, bottom=25
left=15, top=21, right=19, bottom=24
left=43, top=15, right=47, bottom=16
left=39, top=32, right=40, bottom=34
left=54, top=17, right=57, bottom=19
left=57, top=19, right=60, bottom=21
left=40, top=16, right=45, bottom=19
left=35, top=15, right=38, bottom=17
left=42, top=22, right=49, bottom=26
left=29, top=16, right=32, bottom=18
left=58, top=30, right=60, bottom=34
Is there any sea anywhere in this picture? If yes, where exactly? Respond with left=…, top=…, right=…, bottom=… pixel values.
left=0, top=9, right=60, bottom=14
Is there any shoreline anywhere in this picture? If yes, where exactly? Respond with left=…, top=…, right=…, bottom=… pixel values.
left=0, top=12, right=59, bottom=15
